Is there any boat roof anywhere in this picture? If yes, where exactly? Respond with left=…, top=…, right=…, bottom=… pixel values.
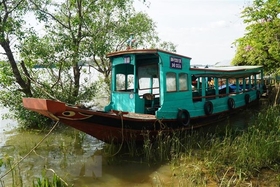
left=106, top=48, right=192, bottom=59
left=190, top=65, right=263, bottom=78
left=107, top=49, right=262, bottom=78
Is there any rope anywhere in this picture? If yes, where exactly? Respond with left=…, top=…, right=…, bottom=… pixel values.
left=110, top=111, right=125, bottom=157
left=156, top=119, right=167, bottom=129
left=0, top=120, right=60, bottom=180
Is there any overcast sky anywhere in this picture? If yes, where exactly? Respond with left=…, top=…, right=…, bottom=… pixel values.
left=134, top=0, right=253, bottom=65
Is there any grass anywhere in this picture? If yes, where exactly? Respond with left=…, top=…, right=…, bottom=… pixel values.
left=1, top=104, right=280, bottom=186
left=32, top=171, right=68, bottom=187
left=102, top=105, right=280, bottom=186
left=179, top=105, right=280, bottom=186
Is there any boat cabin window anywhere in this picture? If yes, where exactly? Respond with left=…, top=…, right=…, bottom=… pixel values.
left=138, top=64, right=159, bottom=96
left=166, top=72, right=177, bottom=92
left=115, top=64, right=134, bottom=91
left=116, top=74, right=126, bottom=90
left=127, top=74, right=134, bottom=90
left=116, top=74, right=134, bottom=91
left=179, top=73, right=188, bottom=91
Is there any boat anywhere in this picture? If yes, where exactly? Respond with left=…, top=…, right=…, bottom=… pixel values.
left=22, top=49, right=264, bottom=143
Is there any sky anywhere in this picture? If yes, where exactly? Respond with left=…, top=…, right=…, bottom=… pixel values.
left=134, top=0, right=253, bottom=65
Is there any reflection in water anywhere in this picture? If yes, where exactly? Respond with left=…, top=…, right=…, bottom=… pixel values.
left=74, top=160, right=170, bottom=187
left=0, top=128, right=172, bottom=186
left=0, top=108, right=17, bottom=147
left=0, top=128, right=105, bottom=186
left=0, top=104, right=263, bottom=186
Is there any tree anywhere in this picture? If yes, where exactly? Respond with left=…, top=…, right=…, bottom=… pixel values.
left=0, top=0, right=33, bottom=96
left=232, top=0, right=280, bottom=74
left=0, top=0, right=53, bottom=128
left=0, top=0, right=176, bottom=128
left=21, top=0, right=164, bottom=97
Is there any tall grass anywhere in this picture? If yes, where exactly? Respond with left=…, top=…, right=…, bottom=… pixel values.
left=103, top=105, right=280, bottom=186
left=205, top=106, right=280, bottom=174
left=172, top=105, right=280, bottom=186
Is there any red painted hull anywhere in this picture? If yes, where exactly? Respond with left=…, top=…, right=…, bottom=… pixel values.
left=22, top=98, right=187, bottom=143
left=22, top=98, right=257, bottom=143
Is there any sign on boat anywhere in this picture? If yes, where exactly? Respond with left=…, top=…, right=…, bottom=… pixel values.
left=22, top=48, right=264, bottom=143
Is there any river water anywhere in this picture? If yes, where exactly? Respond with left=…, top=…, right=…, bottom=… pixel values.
left=0, top=108, right=17, bottom=147
left=0, top=107, right=176, bottom=187
left=0, top=105, right=260, bottom=187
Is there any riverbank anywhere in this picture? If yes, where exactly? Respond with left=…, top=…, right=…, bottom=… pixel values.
left=102, top=105, right=280, bottom=186
left=1, top=103, right=280, bottom=186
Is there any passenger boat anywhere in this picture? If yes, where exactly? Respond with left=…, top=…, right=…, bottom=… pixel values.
left=22, top=49, right=264, bottom=143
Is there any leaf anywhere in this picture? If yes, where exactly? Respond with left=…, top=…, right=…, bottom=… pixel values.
left=232, top=0, right=280, bottom=74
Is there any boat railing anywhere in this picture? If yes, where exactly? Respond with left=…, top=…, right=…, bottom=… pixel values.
left=192, top=87, right=258, bottom=102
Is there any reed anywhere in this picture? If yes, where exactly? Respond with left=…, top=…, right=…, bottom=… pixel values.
left=0, top=155, right=23, bottom=187
left=32, top=173, right=66, bottom=187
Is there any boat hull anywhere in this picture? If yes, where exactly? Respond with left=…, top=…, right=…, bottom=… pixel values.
left=22, top=97, right=257, bottom=143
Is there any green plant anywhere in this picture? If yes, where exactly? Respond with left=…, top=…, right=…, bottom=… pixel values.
left=0, top=155, right=23, bottom=187
left=33, top=173, right=67, bottom=187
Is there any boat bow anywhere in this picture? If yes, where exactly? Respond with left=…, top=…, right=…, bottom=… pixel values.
left=22, top=98, right=66, bottom=121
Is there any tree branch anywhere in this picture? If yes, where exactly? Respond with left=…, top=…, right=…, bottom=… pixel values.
left=29, top=0, right=70, bottom=29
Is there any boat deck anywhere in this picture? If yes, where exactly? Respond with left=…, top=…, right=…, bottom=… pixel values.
left=124, top=112, right=156, bottom=119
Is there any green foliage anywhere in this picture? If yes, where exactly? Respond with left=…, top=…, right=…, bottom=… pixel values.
left=19, top=0, right=160, bottom=90
left=232, top=0, right=280, bottom=74
left=0, top=1, right=28, bottom=40
left=150, top=41, right=177, bottom=52
left=0, top=0, right=176, bottom=130
left=19, top=0, right=175, bottom=92
left=33, top=174, right=66, bottom=187
left=0, top=61, right=14, bottom=86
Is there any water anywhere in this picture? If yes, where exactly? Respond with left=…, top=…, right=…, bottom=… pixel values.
left=0, top=108, right=17, bottom=147
left=0, top=107, right=174, bottom=186
left=0, top=105, right=263, bottom=186
left=0, top=128, right=172, bottom=186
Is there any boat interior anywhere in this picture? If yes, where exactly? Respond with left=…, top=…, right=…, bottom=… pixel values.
left=191, top=74, right=262, bottom=102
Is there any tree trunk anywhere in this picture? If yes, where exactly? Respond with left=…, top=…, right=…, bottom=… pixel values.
left=0, top=40, right=33, bottom=97
left=72, top=64, right=80, bottom=97
left=274, top=83, right=280, bottom=106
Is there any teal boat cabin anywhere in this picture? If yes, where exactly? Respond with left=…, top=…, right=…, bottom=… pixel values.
left=105, top=49, right=263, bottom=124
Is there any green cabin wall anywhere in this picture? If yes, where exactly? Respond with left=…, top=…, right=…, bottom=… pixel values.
left=156, top=51, right=193, bottom=119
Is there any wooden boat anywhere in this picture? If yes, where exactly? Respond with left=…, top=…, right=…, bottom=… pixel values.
left=22, top=49, right=264, bottom=143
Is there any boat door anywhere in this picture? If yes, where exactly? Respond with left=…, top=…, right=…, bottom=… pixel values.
left=109, top=59, right=137, bottom=112
left=137, top=63, right=160, bottom=114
